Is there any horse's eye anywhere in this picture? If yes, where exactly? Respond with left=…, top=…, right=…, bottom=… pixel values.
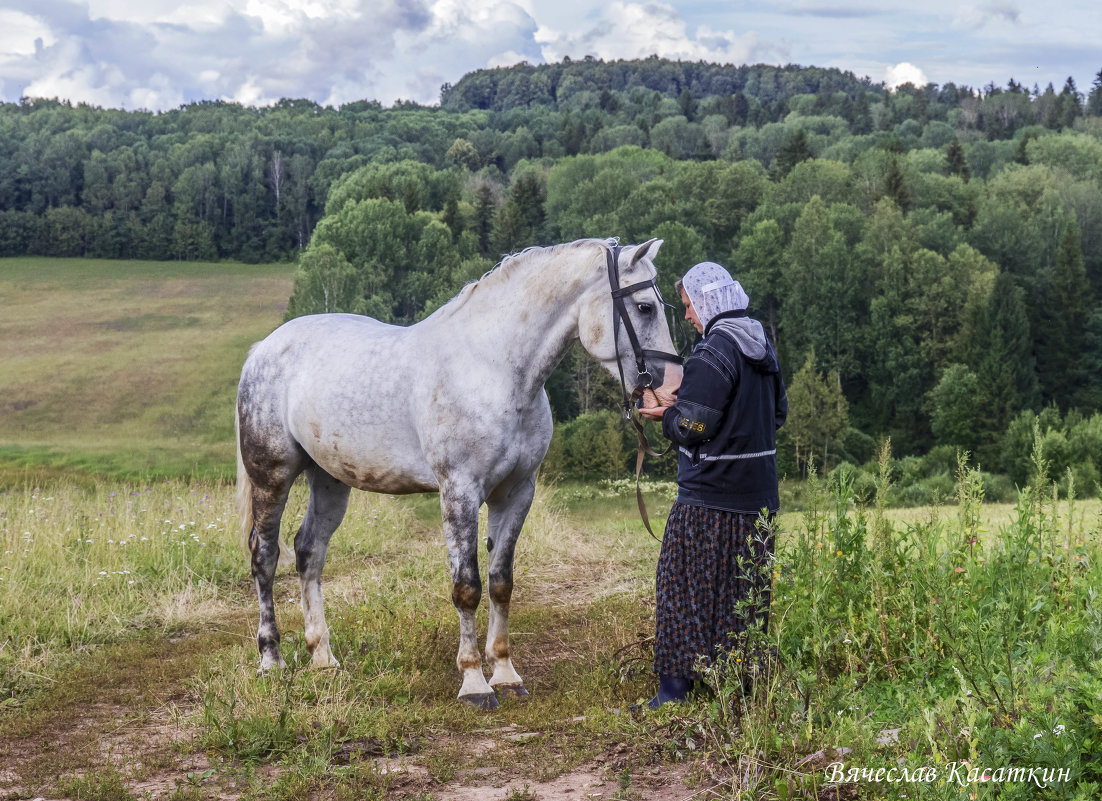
left=637, top=303, right=654, bottom=314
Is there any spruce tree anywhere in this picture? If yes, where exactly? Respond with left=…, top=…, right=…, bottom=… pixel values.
left=783, top=352, right=849, bottom=474
left=970, top=273, right=1039, bottom=464
left=884, top=156, right=911, bottom=210
left=772, top=129, right=814, bottom=179
left=1037, top=219, right=1091, bottom=406
left=733, top=92, right=750, bottom=125
left=852, top=91, right=873, bottom=134
left=473, top=183, right=496, bottom=257
left=1088, top=69, right=1102, bottom=116
left=442, top=192, right=461, bottom=238
left=945, top=137, right=970, bottom=181
left=1014, top=133, right=1032, bottom=165
left=1060, top=77, right=1083, bottom=129
left=507, top=172, right=546, bottom=242
left=490, top=172, right=546, bottom=254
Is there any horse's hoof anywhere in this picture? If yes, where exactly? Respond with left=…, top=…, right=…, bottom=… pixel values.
left=459, top=692, right=499, bottom=710
left=493, top=683, right=530, bottom=700
left=257, top=657, right=286, bottom=675
left=310, top=653, right=341, bottom=669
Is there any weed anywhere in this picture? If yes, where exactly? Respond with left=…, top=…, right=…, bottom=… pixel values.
left=57, top=768, right=136, bottom=801
left=423, top=742, right=464, bottom=783
left=654, top=440, right=1102, bottom=799
left=163, top=787, right=206, bottom=801
left=183, top=767, right=215, bottom=787
left=503, top=784, right=538, bottom=801
left=611, top=765, right=637, bottom=799
left=0, top=479, right=251, bottom=704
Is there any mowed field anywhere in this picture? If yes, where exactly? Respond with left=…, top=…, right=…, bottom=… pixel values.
left=0, top=257, right=295, bottom=482
left=1, top=258, right=1100, bottom=801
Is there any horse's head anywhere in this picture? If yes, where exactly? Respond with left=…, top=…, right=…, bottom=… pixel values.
left=578, top=239, right=683, bottom=412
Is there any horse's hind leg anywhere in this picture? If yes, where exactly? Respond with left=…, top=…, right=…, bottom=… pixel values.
left=485, top=473, right=536, bottom=699
left=240, top=409, right=306, bottom=671
left=295, top=465, right=351, bottom=668
left=248, top=470, right=301, bottom=671
left=441, top=481, right=497, bottom=709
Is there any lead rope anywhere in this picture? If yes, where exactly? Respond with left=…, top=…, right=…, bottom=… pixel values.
left=605, top=245, right=681, bottom=544
left=632, top=408, right=662, bottom=542
left=625, top=386, right=675, bottom=543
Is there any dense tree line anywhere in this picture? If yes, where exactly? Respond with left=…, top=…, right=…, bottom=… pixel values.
left=286, top=136, right=1102, bottom=488
left=3, top=60, right=1101, bottom=264
left=4, top=59, right=1102, bottom=493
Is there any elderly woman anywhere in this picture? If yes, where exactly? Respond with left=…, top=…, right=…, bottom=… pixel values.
left=638, top=262, right=788, bottom=708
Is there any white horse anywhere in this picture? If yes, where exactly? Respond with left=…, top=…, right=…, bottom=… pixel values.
left=236, top=238, right=682, bottom=708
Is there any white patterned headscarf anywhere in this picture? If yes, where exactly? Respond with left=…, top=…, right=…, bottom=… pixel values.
left=678, top=262, right=749, bottom=331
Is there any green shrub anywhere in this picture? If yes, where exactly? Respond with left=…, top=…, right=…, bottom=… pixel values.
left=828, top=460, right=876, bottom=503
left=979, top=470, right=1017, bottom=503
left=1001, top=409, right=1102, bottom=497
left=839, top=426, right=877, bottom=464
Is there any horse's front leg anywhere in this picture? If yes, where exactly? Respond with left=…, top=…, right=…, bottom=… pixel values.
left=441, top=482, right=497, bottom=709
left=485, top=473, right=536, bottom=699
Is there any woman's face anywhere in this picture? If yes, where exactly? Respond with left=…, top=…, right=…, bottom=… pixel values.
left=679, top=286, right=703, bottom=334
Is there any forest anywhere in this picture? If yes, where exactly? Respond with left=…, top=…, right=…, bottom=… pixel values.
left=3, top=57, right=1101, bottom=499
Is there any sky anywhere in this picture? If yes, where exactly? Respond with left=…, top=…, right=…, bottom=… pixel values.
left=0, top=0, right=1098, bottom=111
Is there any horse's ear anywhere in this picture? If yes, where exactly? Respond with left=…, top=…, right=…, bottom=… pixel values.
left=630, top=238, right=663, bottom=266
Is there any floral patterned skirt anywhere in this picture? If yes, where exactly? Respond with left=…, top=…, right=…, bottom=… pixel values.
left=653, top=501, right=775, bottom=678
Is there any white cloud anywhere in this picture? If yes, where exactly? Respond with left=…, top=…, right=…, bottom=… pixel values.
left=535, top=1, right=781, bottom=65
left=1, top=0, right=444, bottom=109
left=885, top=62, right=929, bottom=89
left=0, top=10, right=56, bottom=56
left=953, top=1, right=1021, bottom=28
left=0, top=0, right=545, bottom=109
left=374, top=0, right=540, bottom=103
left=489, top=50, right=535, bottom=68
left=0, top=0, right=1092, bottom=111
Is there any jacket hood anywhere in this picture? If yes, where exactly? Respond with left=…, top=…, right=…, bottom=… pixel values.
left=708, top=316, right=780, bottom=374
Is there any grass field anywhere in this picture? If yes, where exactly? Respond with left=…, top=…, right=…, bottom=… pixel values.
left=1, top=258, right=1100, bottom=800
left=1, top=474, right=1099, bottom=800
left=0, top=257, right=294, bottom=483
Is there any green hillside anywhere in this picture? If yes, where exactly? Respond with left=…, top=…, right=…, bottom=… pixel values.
left=0, top=258, right=293, bottom=482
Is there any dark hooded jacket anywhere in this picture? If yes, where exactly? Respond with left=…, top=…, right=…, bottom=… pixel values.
left=660, top=310, right=788, bottom=514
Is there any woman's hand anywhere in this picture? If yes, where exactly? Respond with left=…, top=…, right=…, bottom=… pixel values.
left=638, top=405, right=668, bottom=421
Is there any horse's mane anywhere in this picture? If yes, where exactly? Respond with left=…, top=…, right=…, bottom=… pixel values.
left=431, top=237, right=616, bottom=320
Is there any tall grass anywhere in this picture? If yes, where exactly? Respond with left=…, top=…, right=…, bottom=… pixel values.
left=0, top=476, right=436, bottom=705
left=0, top=480, right=249, bottom=701
left=3, top=454, right=1099, bottom=798
left=664, top=446, right=1102, bottom=800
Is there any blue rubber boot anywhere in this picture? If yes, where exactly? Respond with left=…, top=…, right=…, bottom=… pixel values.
left=646, top=675, right=692, bottom=710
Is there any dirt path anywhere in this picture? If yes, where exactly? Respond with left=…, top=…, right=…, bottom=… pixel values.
left=0, top=509, right=716, bottom=800
left=0, top=623, right=711, bottom=801
left=0, top=627, right=244, bottom=800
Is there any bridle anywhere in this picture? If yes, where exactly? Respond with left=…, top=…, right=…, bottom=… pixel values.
left=605, top=244, right=685, bottom=540
left=605, top=244, right=683, bottom=416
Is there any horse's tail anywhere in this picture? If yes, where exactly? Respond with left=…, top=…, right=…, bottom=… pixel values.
left=236, top=398, right=295, bottom=570
left=235, top=405, right=254, bottom=558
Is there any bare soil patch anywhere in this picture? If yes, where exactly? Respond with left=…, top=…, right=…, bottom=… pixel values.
left=0, top=629, right=241, bottom=800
